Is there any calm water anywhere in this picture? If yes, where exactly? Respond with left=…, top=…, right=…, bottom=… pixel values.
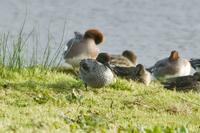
left=1, top=0, right=200, bottom=67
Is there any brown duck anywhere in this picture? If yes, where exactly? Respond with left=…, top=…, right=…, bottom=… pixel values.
left=110, top=50, right=137, bottom=67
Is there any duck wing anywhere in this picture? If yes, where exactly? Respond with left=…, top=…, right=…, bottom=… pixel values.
left=110, top=55, right=133, bottom=67
left=112, top=66, right=136, bottom=78
left=162, top=75, right=200, bottom=92
left=63, top=32, right=83, bottom=58
left=190, top=58, right=200, bottom=70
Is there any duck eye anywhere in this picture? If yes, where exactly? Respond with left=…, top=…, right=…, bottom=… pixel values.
left=82, top=63, right=89, bottom=71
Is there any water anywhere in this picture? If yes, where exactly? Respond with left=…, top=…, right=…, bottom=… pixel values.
left=1, top=0, right=200, bottom=67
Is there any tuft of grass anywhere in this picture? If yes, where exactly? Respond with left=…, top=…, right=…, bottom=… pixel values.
left=0, top=67, right=200, bottom=132
left=0, top=20, right=66, bottom=70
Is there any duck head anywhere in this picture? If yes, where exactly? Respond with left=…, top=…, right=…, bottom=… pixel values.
left=96, top=53, right=111, bottom=64
left=84, top=29, right=104, bottom=45
left=122, top=50, right=137, bottom=64
left=135, top=64, right=145, bottom=76
left=80, top=59, right=90, bottom=72
left=169, top=50, right=179, bottom=62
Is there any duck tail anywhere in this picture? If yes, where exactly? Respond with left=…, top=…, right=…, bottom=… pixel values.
left=161, top=81, right=175, bottom=89
left=190, top=58, right=200, bottom=69
left=146, top=66, right=154, bottom=73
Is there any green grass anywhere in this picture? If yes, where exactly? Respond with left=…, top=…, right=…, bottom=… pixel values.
left=0, top=22, right=199, bottom=132
left=0, top=67, right=199, bottom=132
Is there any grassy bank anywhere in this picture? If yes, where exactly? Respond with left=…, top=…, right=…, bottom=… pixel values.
left=0, top=66, right=199, bottom=132
left=0, top=24, right=199, bottom=132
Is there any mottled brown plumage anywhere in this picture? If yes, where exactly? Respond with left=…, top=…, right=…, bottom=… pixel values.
left=110, top=50, right=137, bottom=67
left=122, top=50, right=137, bottom=65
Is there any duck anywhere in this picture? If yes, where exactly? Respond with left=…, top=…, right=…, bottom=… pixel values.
left=97, top=53, right=150, bottom=85
left=134, top=64, right=152, bottom=85
left=161, top=72, right=200, bottom=92
left=113, top=64, right=151, bottom=85
left=147, top=50, right=191, bottom=80
left=110, top=50, right=137, bottom=67
left=190, top=58, right=200, bottom=72
left=79, top=53, right=114, bottom=88
left=63, top=29, right=104, bottom=68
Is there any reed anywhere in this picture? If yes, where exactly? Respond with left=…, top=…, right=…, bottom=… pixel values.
left=0, top=21, right=66, bottom=70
